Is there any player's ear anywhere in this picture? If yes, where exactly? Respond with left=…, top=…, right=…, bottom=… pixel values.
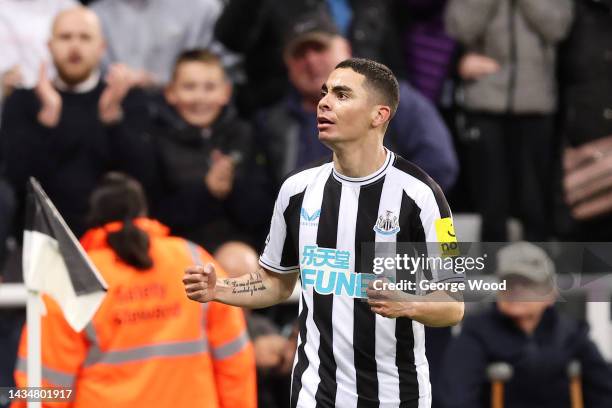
left=371, top=105, right=391, bottom=129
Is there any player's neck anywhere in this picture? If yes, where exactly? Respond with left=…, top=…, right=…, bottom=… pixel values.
left=333, top=143, right=387, bottom=178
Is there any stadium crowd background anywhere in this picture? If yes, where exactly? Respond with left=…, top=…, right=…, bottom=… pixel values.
left=0, top=0, right=611, bottom=407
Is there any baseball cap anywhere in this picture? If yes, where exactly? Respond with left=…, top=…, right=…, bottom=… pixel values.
left=284, top=12, right=339, bottom=58
left=496, top=242, right=556, bottom=284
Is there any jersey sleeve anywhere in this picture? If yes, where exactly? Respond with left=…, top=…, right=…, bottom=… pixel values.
left=418, top=182, right=465, bottom=284
left=259, top=183, right=300, bottom=274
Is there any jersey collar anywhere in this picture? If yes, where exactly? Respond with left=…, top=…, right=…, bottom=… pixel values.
left=332, top=149, right=394, bottom=187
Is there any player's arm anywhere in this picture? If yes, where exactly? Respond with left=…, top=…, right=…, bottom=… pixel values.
left=400, top=290, right=464, bottom=327
left=183, top=263, right=298, bottom=308
left=367, top=284, right=464, bottom=327
left=411, top=179, right=465, bottom=326
left=186, top=175, right=301, bottom=308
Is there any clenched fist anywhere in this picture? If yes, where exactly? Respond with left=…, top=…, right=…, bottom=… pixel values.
left=183, top=263, right=217, bottom=303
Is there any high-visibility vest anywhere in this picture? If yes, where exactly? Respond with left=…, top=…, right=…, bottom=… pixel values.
left=13, top=218, right=257, bottom=408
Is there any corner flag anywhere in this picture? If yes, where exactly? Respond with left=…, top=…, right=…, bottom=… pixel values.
left=23, top=178, right=107, bottom=332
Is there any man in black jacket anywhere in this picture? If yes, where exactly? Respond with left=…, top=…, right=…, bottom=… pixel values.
left=439, top=242, right=612, bottom=408
left=0, top=7, right=150, bottom=403
left=0, top=6, right=150, bottom=238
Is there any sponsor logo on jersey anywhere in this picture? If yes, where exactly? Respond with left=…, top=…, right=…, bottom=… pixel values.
left=300, top=245, right=375, bottom=298
left=301, top=208, right=321, bottom=227
left=300, top=268, right=376, bottom=298
left=373, top=210, right=400, bottom=235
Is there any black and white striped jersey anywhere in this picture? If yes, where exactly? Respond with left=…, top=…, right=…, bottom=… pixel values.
left=259, top=149, right=463, bottom=408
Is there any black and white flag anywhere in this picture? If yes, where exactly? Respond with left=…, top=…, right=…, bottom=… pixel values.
left=23, top=178, right=107, bottom=332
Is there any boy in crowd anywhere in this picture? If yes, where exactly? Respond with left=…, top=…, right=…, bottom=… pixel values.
left=146, top=50, right=272, bottom=251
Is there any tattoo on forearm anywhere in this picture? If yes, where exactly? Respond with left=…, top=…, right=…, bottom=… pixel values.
left=226, top=271, right=267, bottom=296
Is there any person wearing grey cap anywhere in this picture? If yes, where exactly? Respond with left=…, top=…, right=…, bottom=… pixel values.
left=495, top=242, right=558, bottom=334
left=254, top=12, right=458, bottom=192
left=438, top=242, right=612, bottom=408
left=214, top=0, right=404, bottom=115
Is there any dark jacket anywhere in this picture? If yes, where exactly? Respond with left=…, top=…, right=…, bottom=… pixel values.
left=396, top=0, right=457, bottom=103
left=0, top=178, right=15, bottom=269
left=439, top=305, right=612, bottom=408
left=255, top=82, right=458, bottom=191
left=215, top=0, right=404, bottom=115
left=559, top=0, right=612, bottom=146
left=151, top=105, right=254, bottom=189
left=146, top=104, right=273, bottom=251
left=0, top=82, right=151, bottom=237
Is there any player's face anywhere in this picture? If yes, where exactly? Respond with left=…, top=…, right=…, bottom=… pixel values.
left=317, top=68, right=376, bottom=144
left=165, top=61, right=231, bottom=128
left=49, top=10, right=105, bottom=85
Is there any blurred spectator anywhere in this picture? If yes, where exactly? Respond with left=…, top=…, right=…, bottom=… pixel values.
left=144, top=50, right=273, bottom=251
left=255, top=14, right=458, bottom=191
left=0, top=178, right=18, bottom=407
left=0, top=0, right=76, bottom=109
left=395, top=0, right=457, bottom=105
left=215, top=241, right=296, bottom=408
left=215, top=0, right=404, bottom=116
left=0, top=6, right=151, bottom=238
left=90, top=0, right=236, bottom=87
left=560, top=0, right=612, bottom=240
left=439, top=242, right=612, bottom=408
left=446, top=0, right=573, bottom=241
left=12, top=173, right=257, bottom=408
left=0, top=178, right=14, bottom=270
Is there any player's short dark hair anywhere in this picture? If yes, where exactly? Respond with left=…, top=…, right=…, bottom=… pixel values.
left=171, top=49, right=226, bottom=81
left=335, top=58, right=400, bottom=118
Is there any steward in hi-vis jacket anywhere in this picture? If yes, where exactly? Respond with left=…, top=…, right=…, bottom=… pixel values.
left=13, top=202, right=256, bottom=408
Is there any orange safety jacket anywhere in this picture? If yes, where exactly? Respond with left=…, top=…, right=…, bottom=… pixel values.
left=13, top=218, right=257, bottom=408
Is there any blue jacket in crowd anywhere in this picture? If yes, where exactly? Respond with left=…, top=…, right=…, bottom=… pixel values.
left=256, top=81, right=458, bottom=191
left=439, top=305, right=612, bottom=408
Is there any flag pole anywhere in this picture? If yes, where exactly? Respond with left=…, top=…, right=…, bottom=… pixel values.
left=22, top=178, right=108, bottom=407
left=26, top=288, right=42, bottom=408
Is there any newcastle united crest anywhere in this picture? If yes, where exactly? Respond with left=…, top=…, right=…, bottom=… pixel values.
left=373, top=210, right=400, bottom=235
